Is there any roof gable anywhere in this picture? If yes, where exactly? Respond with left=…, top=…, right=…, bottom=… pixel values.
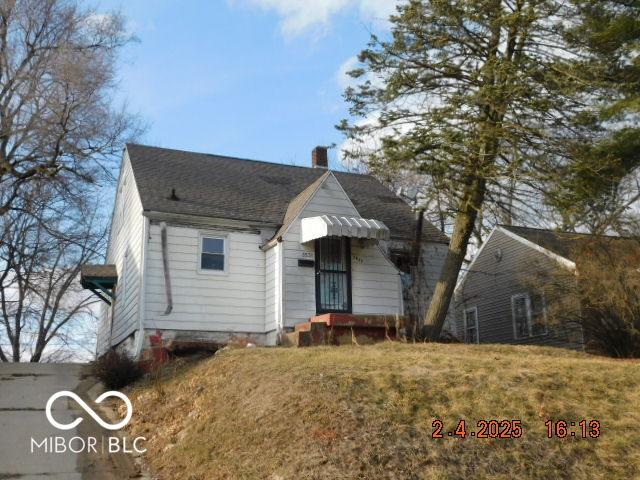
left=457, top=224, right=640, bottom=297
left=267, top=172, right=362, bottom=247
left=272, top=171, right=331, bottom=239
left=125, top=143, right=448, bottom=243
left=498, top=226, right=577, bottom=269
left=455, top=226, right=576, bottom=295
left=299, top=172, right=360, bottom=218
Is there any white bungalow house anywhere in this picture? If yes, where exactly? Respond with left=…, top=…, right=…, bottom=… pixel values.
left=86, top=144, right=450, bottom=358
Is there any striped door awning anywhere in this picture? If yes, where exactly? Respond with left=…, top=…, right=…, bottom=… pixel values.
left=300, top=215, right=390, bottom=243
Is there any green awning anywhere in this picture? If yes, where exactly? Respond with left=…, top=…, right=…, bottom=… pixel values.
left=80, top=264, right=118, bottom=305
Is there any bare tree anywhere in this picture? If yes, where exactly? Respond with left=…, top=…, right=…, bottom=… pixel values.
left=0, top=184, right=106, bottom=362
left=529, top=235, right=640, bottom=358
left=0, top=0, right=140, bottom=217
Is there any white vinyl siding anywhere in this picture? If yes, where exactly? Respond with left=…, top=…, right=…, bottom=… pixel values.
left=97, top=151, right=145, bottom=354
left=351, top=241, right=403, bottom=315
left=282, top=173, right=402, bottom=327
left=144, top=225, right=265, bottom=333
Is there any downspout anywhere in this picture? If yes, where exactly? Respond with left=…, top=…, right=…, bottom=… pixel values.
left=412, top=209, right=425, bottom=267
left=160, top=222, right=173, bottom=315
left=277, top=240, right=285, bottom=340
left=398, top=273, right=404, bottom=318
left=109, top=299, right=115, bottom=350
left=409, top=209, right=425, bottom=335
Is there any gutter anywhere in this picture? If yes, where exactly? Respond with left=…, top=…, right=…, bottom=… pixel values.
left=144, top=210, right=279, bottom=232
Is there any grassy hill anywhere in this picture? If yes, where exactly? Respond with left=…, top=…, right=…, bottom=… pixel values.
left=125, top=343, right=640, bottom=479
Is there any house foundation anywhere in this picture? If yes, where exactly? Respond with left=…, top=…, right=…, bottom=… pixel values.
left=138, top=328, right=278, bottom=369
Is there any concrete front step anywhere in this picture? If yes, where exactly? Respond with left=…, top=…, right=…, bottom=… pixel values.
left=311, top=313, right=403, bottom=328
left=294, top=322, right=311, bottom=332
left=285, top=314, right=405, bottom=347
left=284, top=330, right=312, bottom=347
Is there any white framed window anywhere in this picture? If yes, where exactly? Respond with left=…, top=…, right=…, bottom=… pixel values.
left=511, top=292, right=548, bottom=339
left=198, top=235, right=227, bottom=273
left=463, top=306, right=479, bottom=344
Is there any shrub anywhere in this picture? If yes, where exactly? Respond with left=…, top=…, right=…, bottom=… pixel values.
left=575, top=240, right=640, bottom=357
left=93, top=349, right=143, bottom=389
left=534, top=237, right=640, bottom=358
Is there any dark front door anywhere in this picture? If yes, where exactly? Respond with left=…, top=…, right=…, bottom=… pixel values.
left=315, top=237, right=352, bottom=314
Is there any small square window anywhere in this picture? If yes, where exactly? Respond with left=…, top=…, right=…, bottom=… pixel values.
left=201, top=236, right=225, bottom=271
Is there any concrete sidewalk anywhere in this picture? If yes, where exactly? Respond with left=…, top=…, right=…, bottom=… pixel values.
left=0, top=363, right=143, bottom=480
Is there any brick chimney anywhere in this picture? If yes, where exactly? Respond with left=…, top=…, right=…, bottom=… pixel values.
left=312, top=146, right=328, bottom=168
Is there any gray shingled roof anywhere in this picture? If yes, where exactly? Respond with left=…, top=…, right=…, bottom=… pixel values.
left=125, top=144, right=449, bottom=243
left=501, top=225, right=640, bottom=261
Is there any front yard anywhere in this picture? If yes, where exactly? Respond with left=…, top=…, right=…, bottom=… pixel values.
left=124, top=343, right=639, bottom=479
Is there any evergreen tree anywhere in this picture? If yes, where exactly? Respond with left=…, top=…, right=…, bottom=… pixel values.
left=545, top=0, right=640, bottom=232
left=338, top=0, right=640, bottom=339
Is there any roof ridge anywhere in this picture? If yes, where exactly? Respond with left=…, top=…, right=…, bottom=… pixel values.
left=126, top=143, right=368, bottom=176
left=124, top=143, right=450, bottom=243
left=499, top=224, right=624, bottom=239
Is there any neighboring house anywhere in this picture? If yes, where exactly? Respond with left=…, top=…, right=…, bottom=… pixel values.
left=86, top=144, right=451, bottom=357
left=455, top=225, right=587, bottom=350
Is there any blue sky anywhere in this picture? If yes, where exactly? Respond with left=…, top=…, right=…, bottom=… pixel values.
left=98, top=0, right=398, bottom=169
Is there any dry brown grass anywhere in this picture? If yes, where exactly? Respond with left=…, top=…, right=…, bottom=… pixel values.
left=125, top=343, right=640, bottom=480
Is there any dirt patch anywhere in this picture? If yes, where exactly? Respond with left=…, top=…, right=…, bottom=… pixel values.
left=73, top=369, right=145, bottom=480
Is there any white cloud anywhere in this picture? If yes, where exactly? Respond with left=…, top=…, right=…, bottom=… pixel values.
left=358, top=0, right=399, bottom=22
left=335, top=52, right=387, bottom=93
left=337, top=85, right=435, bottom=171
left=336, top=55, right=359, bottom=89
left=231, top=0, right=403, bottom=37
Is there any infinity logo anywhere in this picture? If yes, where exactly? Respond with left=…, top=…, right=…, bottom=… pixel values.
left=45, top=391, right=133, bottom=431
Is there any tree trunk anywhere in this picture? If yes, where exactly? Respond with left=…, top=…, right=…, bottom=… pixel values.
left=12, top=337, right=19, bottom=362
left=31, top=338, right=45, bottom=362
left=423, top=176, right=487, bottom=339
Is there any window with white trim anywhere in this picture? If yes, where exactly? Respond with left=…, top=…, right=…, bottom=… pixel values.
left=463, top=307, right=479, bottom=344
left=511, top=292, right=548, bottom=339
left=200, top=236, right=225, bottom=271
